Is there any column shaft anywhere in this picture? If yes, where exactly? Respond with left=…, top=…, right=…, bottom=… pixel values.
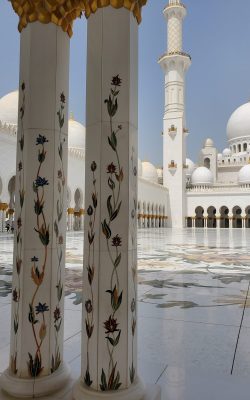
left=1, top=22, right=70, bottom=398
left=74, top=7, right=145, bottom=400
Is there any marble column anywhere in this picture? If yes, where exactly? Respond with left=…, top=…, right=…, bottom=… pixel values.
left=2, top=209, right=7, bottom=232
left=242, top=217, right=246, bottom=229
left=68, top=208, right=74, bottom=231
left=80, top=209, right=84, bottom=230
left=0, top=22, right=71, bottom=398
left=0, top=209, right=3, bottom=233
left=73, top=6, right=154, bottom=400
left=229, top=216, right=233, bottom=229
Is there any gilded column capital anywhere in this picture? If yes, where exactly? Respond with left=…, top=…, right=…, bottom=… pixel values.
left=84, top=0, right=147, bottom=24
left=9, top=0, right=85, bottom=37
left=0, top=203, right=8, bottom=211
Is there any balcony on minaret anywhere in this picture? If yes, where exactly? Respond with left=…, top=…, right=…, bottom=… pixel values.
left=168, top=160, right=177, bottom=170
left=168, top=124, right=177, bottom=138
left=167, top=0, right=186, bottom=9
left=183, top=127, right=189, bottom=136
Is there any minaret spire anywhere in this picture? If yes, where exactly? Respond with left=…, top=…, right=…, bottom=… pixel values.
left=159, top=0, right=191, bottom=228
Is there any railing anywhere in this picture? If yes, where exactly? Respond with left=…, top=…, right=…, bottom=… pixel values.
left=218, top=160, right=248, bottom=167
left=165, top=1, right=186, bottom=9
left=159, top=51, right=191, bottom=61
left=187, top=184, right=250, bottom=193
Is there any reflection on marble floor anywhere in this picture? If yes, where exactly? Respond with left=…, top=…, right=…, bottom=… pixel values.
left=1, top=228, right=250, bottom=399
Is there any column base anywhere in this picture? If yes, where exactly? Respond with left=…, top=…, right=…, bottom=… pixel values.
left=73, top=376, right=155, bottom=400
left=0, top=362, right=70, bottom=398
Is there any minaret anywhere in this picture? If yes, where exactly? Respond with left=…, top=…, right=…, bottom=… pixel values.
left=159, top=0, right=191, bottom=228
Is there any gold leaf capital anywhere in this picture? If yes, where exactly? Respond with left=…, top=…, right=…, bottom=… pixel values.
left=9, top=0, right=86, bottom=37
left=84, top=0, right=147, bottom=24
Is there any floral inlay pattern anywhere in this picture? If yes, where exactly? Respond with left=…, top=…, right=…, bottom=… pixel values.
left=84, top=160, right=98, bottom=387
left=100, top=75, right=124, bottom=391
left=28, top=132, right=50, bottom=377
left=11, top=81, right=26, bottom=375
left=130, top=146, right=137, bottom=384
left=51, top=92, right=66, bottom=373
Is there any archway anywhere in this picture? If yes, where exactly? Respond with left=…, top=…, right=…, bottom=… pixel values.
left=8, top=175, right=15, bottom=208
left=159, top=205, right=162, bottom=227
left=204, top=157, right=210, bottom=169
left=207, top=206, right=216, bottom=228
left=220, top=206, right=229, bottom=228
left=186, top=217, right=192, bottom=228
left=232, top=206, right=242, bottom=228
left=142, top=202, right=146, bottom=228
left=195, top=206, right=204, bottom=228
left=74, top=188, right=83, bottom=231
left=245, top=206, right=250, bottom=228
left=67, top=187, right=71, bottom=208
left=147, top=203, right=150, bottom=228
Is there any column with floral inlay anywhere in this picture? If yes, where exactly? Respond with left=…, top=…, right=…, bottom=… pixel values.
left=0, top=1, right=83, bottom=397
left=73, top=2, right=161, bottom=400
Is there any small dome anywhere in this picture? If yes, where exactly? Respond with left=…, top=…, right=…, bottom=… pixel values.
left=217, top=153, right=222, bottom=160
left=0, top=90, right=18, bottom=125
left=142, top=161, right=158, bottom=184
left=68, top=118, right=85, bottom=149
left=191, top=166, right=213, bottom=186
left=227, top=102, right=250, bottom=142
left=204, top=138, right=214, bottom=148
left=185, top=158, right=195, bottom=177
left=138, top=159, right=142, bottom=177
left=222, top=148, right=231, bottom=157
left=238, top=164, right=250, bottom=185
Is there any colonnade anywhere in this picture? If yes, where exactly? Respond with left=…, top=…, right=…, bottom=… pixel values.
left=0, top=203, right=8, bottom=231
left=138, top=214, right=168, bottom=228
left=0, top=1, right=161, bottom=400
left=67, top=208, right=84, bottom=231
left=186, top=215, right=250, bottom=228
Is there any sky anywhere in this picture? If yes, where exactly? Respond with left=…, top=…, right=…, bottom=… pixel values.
left=1, top=1, right=250, bottom=166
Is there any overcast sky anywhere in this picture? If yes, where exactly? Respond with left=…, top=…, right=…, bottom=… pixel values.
left=1, top=1, right=250, bottom=166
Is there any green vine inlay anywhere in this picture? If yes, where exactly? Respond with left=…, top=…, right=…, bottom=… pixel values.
left=84, top=160, right=98, bottom=387
left=129, top=146, right=137, bottom=384
left=11, top=81, right=26, bottom=375
left=28, top=132, right=50, bottom=377
left=51, top=92, right=66, bottom=373
left=100, top=75, right=124, bottom=391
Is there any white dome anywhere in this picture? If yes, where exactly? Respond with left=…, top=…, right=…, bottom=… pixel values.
left=204, top=138, right=214, bottom=148
left=227, top=102, right=250, bottom=141
left=217, top=153, right=222, bottom=160
left=138, top=159, right=142, bottom=177
left=191, top=166, right=213, bottom=186
left=142, top=161, right=158, bottom=184
left=68, top=118, right=85, bottom=149
left=185, top=158, right=195, bottom=177
left=238, top=164, right=250, bottom=185
left=0, top=90, right=18, bottom=125
left=0, top=90, right=85, bottom=150
left=222, top=148, right=231, bottom=157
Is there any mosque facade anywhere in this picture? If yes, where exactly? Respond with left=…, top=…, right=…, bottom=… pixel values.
left=0, top=0, right=250, bottom=231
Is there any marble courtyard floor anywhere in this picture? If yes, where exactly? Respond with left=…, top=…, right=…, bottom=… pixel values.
left=1, top=228, right=250, bottom=399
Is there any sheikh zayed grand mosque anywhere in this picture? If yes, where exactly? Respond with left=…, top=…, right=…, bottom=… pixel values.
left=2, top=1, right=250, bottom=400
left=0, top=0, right=250, bottom=231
